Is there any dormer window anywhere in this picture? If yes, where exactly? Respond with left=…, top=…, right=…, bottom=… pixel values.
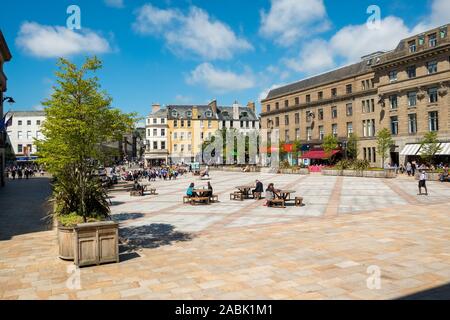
left=205, top=111, right=213, bottom=118
left=429, top=33, right=437, bottom=47
left=222, top=111, right=229, bottom=117
left=440, top=27, right=447, bottom=39
left=418, top=34, right=425, bottom=46
left=241, top=112, right=248, bottom=118
left=186, top=111, right=192, bottom=118
left=408, top=40, right=416, bottom=53
left=171, top=110, right=178, bottom=117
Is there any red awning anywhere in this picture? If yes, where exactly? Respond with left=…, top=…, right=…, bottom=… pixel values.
left=300, top=150, right=340, bottom=159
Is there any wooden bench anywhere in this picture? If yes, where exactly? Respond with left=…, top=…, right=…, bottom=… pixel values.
left=183, top=196, right=192, bottom=204
left=253, top=192, right=262, bottom=200
left=130, top=190, right=143, bottom=197
left=270, top=199, right=285, bottom=208
left=230, top=192, right=244, bottom=201
left=191, top=197, right=210, bottom=205
left=295, top=197, right=304, bottom=207
left=210, top=194, right=219, bottom=203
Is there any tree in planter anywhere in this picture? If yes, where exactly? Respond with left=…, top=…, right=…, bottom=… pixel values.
left=346, top=133, right=359, bottom=160
left=376, top=128, right=394, bottom=169
left=419, top=131, right=442, bottom=165
left=322, top=134, right=338, bottom=163
left=36, top=57, right=135, bottom=224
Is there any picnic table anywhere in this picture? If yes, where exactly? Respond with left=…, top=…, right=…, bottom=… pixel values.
left=275, top=190, right=296, bottom=201
left=193, top=189, right=212, bottom=196
left=235, top=185, right=255, bottom=199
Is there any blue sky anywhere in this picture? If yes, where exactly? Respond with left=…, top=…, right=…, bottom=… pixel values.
left=1, top=0, right=449, bottom=119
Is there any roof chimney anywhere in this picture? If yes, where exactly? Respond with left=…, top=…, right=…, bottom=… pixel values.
left=232, top=101, right=240, bottom=120
left=247, top=101, right=255, bottom=112
left=208, top=99, right=217, bottom=114
left=152, top=103, right=161, bottom=114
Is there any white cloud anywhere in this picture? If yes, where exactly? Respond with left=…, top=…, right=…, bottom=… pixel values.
left=133, top=4, right=252, bottom=60
left=259, top=83, right=285, bottom=102
left=104, top=0, right=124, bottom=8
left=284, top=39, right=335, bottom=74
left=260, top=0, right=330, bottom=46
left=16, top=22, right=112, bottom=58
left=187, top=63, right=255, bottom=93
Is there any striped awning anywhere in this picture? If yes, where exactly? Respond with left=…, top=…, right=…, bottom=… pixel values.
left=399, top=144, right=421, bottom=156
left=437, top=143, right=450, bottom=155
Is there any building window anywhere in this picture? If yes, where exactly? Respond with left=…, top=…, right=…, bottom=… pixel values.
left=173, top=132, right=177, bottom=139
left=27, top=131, right=32, bottom=139
left=440, top=27, right=447, bottom=39
left=36, top=120, right=41, bottom=125
left=368, top=148, right=372, bottom=163
left=188, top=132, right=192, bottom=140
left=153, top=129, right=157, bottom=136
left=361, top=81, right=366, bottom=91
left=18, top=144, right=23, bottom=153
left=409, top=40, right=416, bottom=53
left=346, top=103, right=353, bottom=116
left=428, top=111, right=439, bottom=131
left=246, top=121, right=249, bottom=128
left=284, top=100, right=289, bottom=108
left=200, top=132, right=203, bottom=140
left=390, top=116, right=399, bottom=135
left=331, top=88, right=337, bottom=97
left=174, top=120, right=178, bottom=127
left=390, top=95, right=398, bottom=109
left=187, top=120, right=191, bottom=127
left=171, top=110, right=178, bottom=117
left=346, top=84, right=352, bottom=94
left=187, top=144, right=191, bottom=152
left=372, top=147, right=376, bottom=163
left=161, top=129, right=165, bottom=136
left=36, top=131, right=42, bottom=139
left=429, top=33, right=437, bottom=47
left=418, top=34, right=425, bottom=45
left=284, top=115, right=289, bottom=125
left=407, top=65, right=416, bottom=78
left=332, top=124, right=338, bottom=137
left=318, top=109, right=324, bottom=120
left=161, top=118, right=165, bottom=124
left=427, top=61, right=438, bottom=74
left=318, top=92, right=323, bottom=100
left=275, top=117, right=279, bottom=127
left=389, top=70, right=398, bottom=82
left=295, top=128, right=300, bottom=140
left=181, top=132, right=185, bottom=140
left=267, top=105, right=271, bottom=112
left=363, top=148, right=367, bottom=160
left=161, top=141, right=166, bottom=150
left=306, top=95, right=311, bottom=103
left=319, top=126, right=324, bottom=140
left=174, top=144, right=178, bottom=152
left=362, top=100, right=367, bottom=113
left=331, top=106, right=337, bottom=119
left=18, top=131, right=22, bottom=139
left=306, top=127, right=312, bottom=141
left=153, top=118, right=157, bottom=124
left=181, top=145, right=185, bottom=153
left=294, top=113, right=300, bottom=124
left=428, top=87, right=438, bottom=103
left=347, top=122, right=353, bottom=137
left=275, top=102, right=279, bottom=110
left=153, top=141, right=158, bottom=150
left=408, top=114, right=417, bottom=134
left=295, top=97, right=299, bottom=105
left=208, top=120, right=212, bottom=128
left=408, top=92, right=417, bottom=107
left=180, top=119, right=185, bottom=128
left=285, top=130, right=289, bottom=142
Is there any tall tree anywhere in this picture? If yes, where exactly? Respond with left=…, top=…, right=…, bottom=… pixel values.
left=346, top=133, right=359, bottom=160
left=419, top=131, right=442, bottom=165
left=322, top=134, right=338, bottom=157
left=36, top=57, right=135, bottom=222
left=376, top=128, right=394, bottom=169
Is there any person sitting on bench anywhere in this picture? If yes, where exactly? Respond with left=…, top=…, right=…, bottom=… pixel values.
left=205, top=181, right=213, bottom=198
left=439, top=164, right=449, bottom=182
left=264, top=183, right=276, bottom=207
left=186, top=183, right=198, bottom=198
left=252, top=180, right=264, bottom=199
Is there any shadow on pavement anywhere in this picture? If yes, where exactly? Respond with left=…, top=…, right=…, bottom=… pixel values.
left=398, top=282, right=450, bottom=300
left=119, top=223, right=193, bottom=253
left=0, top=178, right=53, bottom=241
left=111, top=212, right=144, bottom=222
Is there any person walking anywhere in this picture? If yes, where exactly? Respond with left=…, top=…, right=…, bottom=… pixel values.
left=418, top=170, right=428, bottom=196
left=411, top=161, right=417, bottom=177
left=406, top=162, right=412, bottom=177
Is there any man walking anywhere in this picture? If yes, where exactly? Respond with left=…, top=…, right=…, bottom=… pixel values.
left=418, top=170, right=428, bottom=196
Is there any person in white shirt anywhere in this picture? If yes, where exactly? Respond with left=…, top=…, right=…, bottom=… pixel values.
left=418, top=170, right=428, bottom=196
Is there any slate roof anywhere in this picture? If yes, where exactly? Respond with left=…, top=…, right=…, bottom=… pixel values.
left=10, top=110, right=46, bottom=117
left=264, top=61, right=372, bottom=100
left=149, top=108, right=168, bottom=118
left=166, top=105, right=219, bottom=120
left=217, top=106, right=258, bottom=121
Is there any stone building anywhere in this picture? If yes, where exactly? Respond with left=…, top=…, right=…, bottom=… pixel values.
left=260, top=24, right=450, bottom=167
left=0, top=31, right=12, bottom=186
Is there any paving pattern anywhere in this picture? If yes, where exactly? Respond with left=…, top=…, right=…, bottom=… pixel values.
left=0, top=172, right=449, bottom=300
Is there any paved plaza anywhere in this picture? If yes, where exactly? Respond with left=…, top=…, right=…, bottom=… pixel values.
left=0, top=171, right=449, bottom=299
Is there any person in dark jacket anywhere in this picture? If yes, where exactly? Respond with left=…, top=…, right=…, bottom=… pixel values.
left=252, top=180, right=264, bottom=199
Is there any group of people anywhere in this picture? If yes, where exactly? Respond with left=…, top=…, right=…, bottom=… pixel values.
left=186, top=181, right=213, bottom=198
left=110, top=166, right=188, bottom=182
left=5, top=165, right=45, bottom=180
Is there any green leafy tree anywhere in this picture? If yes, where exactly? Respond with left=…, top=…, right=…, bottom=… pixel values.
left=419, top=131, right=442, bottom=165
left=376, top=128, right=394, bottom=169
left=322, top=134, right=338, bottom=157
left=346, top=133, right=359, bottom=160
left=36, top=57, right=136, bottom=222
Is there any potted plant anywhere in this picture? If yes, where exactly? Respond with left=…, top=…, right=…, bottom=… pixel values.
left=36, top=57, right=136, bottom=263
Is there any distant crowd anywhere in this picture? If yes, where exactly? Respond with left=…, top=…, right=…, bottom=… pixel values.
left=5, top=164, right=45, bottom=180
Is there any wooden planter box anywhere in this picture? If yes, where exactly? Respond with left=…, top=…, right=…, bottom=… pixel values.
left=74, top=221, right=119, bottom=267
left=58, top=226, right=75, bottom=261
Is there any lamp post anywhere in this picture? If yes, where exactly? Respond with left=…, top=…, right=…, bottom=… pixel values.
left=1, top=96, right=15, bottom=187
